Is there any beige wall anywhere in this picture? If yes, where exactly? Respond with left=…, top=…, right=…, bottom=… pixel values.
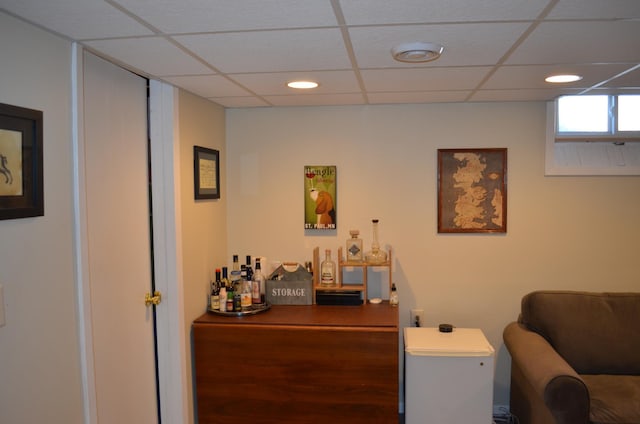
left=225, top=103, right=640, bottom=407
left=178, top=89, right=227, bottom=424
left=0, top=13, right=84, bottom=423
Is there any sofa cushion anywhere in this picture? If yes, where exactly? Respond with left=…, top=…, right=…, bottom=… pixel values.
left=581, top=374, right=640, bottom=424
left=519, top=291, right=640, bottom=374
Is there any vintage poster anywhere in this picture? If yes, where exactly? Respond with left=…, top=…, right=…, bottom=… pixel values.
left=304, top=166, right=336, bottom=230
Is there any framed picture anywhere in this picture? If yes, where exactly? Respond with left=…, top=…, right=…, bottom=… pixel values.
left=194, top=146, right=220, bottom=200
left=0, top=103, right=44, bottom=220
left=438, top=148, right=507, bottom=233
left=304, top=165, right=336, bottom=230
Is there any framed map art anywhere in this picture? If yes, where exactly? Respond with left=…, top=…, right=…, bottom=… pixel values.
left=437, top=148, right=507, bottom=233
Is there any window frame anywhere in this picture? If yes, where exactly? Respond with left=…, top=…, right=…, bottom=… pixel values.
left=555, top=94, right=640, bottom=142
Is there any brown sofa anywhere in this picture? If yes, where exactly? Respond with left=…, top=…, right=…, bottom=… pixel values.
left=503, top=291, right=640, bottom=424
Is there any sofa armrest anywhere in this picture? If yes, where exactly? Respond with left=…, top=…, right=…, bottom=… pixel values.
left=504, top=322, right=590, bottom=424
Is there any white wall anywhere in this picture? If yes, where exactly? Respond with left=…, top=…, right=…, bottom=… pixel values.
left=177, top=89, right=227, bottom=424
left=225, top=103, right=640, bottom=407
left=0, top=13, right=84, bottom=423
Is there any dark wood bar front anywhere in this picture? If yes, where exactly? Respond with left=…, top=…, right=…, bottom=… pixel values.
left=193, top=303, right=399, bottom=423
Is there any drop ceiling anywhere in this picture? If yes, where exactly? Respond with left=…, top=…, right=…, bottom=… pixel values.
left=1, top=0, right=639, bottom=108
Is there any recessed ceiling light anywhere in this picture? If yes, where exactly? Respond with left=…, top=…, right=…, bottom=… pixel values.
left=545, top=74, right=583, bottom=83
left=287, top=80, right=319, bottom=89
left=391, top=42, right=444, bottom=63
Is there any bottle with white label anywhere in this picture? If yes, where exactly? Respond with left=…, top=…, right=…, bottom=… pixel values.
left=252, top=259, right=265, bottom=304
left=240, top=267, right=252, bottom=311
left=320, top=249, right=336, bottom=286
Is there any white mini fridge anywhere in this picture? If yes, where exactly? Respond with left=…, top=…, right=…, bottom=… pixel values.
left=404, top=327, right=495, bottom=424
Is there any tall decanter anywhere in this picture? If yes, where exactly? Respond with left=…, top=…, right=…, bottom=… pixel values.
left=365, top=219, right=388, bottom=264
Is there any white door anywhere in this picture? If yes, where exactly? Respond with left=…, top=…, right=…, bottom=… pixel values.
left=79, top=51, right=159, bottom=423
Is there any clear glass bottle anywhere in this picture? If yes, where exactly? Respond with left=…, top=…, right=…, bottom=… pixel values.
left=320, top=249, right=336, bottom=286
left=389, top=283, right=398, bottom=306
left=365, top=219, right=388, bottom=264
left=346, top=229, right=363, bottom=262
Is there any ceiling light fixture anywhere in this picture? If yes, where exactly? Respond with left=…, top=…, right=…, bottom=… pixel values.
left=287, top=80, right=319, bottom=89
left=391, top=42, right=444, bottom=63
left=545, top=74, right=583, bottom=83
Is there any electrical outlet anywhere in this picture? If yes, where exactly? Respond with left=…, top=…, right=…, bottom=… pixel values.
left=410, top=309, right=424, bottom=327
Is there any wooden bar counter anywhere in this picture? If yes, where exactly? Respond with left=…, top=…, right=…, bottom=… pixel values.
left=193, top=303, right=399, bottom=423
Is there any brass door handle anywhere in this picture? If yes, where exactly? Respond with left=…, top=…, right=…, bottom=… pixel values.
left=145, top=291, right=162, bottom=307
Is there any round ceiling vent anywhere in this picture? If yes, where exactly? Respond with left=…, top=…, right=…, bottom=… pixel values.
left=391, top=42, right=444, bottom=63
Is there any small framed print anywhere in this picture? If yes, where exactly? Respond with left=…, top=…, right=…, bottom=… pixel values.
left=304, top=165, right=336, bottom=230
left=0, top=103, right=44, bottom=220
left=194, top=146, right=220, bottom=200
left=438, top=148, right=507, bottom=233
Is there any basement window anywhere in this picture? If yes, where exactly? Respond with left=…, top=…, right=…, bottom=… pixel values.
left=545, top=94, right=640, bottom=175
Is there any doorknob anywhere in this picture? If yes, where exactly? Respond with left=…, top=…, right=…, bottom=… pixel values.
left=145, top=291, right=162, bottom=307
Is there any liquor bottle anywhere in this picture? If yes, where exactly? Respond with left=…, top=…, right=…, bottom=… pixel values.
left=346, top=229, right=363, bottom=262
left=226, top=284, right=235, bottom=312
left=239, top=265, right=252, bottom=310
left=252, top=258, right=264, bottom=304
left=320, top=249, right=336, bottom=286
left=221, top=267, right=229, bottom=289
left=219, top=267, right=228, bottom=312
left=389, top=283, right=399, bottom=306
left=232, top=255, right=240, bottom=272
left=245, top=255, right=254, bottom=282
left=211, top=269, right=221, bottom=310
left=219, top=281, right=227, bottom=312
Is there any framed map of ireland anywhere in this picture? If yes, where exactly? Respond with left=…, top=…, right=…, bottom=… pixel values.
left=437, top=148, right=507, bottom=233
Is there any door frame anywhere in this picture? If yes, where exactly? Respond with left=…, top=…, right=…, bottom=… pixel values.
left=72, top=44, right=188, bottom=424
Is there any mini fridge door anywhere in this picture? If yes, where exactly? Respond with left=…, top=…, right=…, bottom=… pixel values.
left=404, top=328, right=495, bottom=424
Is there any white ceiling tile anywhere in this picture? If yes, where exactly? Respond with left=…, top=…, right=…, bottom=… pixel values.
left=349, top=23, right=531, bottom=68
left=484, top=64, right=635, bottom=90
left=600, top=66, right=640, bottom=88
left=162, top=75, right=253, bottom=97
left=84, top=37, right=213, bottom=76
left=0, top=0, right=153, bottom=39
left=175, top=28, right=351, bottom=73
left=115, top=0, right=339, bottom=33
left=361, top=67, right=492, bottom=92
left=470, top=88, right=583, bottom=102
left=507, top=21, right=640, bottom=65
left=340, top=0, right=548, bottom=25
left=230, top=70, right=360, bottom=95
left=263, top=93, right=365, bottom=106
left=368, top=91, right=471, bottom=104
left=547, top=0, right=640, bottom=19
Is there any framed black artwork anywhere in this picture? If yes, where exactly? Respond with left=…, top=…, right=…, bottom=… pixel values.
left=0, top=103, right=44, bottom=220
left=194, top=146, right=220, bottom=200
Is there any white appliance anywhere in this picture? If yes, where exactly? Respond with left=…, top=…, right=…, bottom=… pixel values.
left=404, top=327, right=495, bottom=424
